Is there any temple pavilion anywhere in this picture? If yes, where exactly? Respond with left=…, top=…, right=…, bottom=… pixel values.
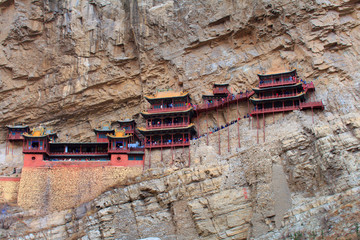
left=6, top=124, right=29, bottom=141
left=137, top=90, right=196, bottom=165
left=249, top=69, right=324, bottom=142
left=202, top=83, right=231, bottom=103
left=138, top=90, right=196, bottom=148
left=19, top=124, right=144, bottom=167
left=250, top=70, right=324, bottom=116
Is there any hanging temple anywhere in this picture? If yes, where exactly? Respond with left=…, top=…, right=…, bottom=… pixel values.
left=4, top=70, right=324, bottom=169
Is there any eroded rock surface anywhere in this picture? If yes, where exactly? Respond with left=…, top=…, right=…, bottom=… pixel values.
left=0, top=0, right=359, bottom=239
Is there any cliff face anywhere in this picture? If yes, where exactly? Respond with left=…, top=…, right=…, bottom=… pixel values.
left=0, top=0, right=360, bottom=239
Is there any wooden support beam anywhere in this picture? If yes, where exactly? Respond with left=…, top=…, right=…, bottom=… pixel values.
left=206, top=111, right=209, bottom=146
left=143, top=149, right=146, bottom=171
left=228, top=101, right=230, bottom=152
left=247, top=92, right=251, bottom=127
left=263, top=112, right=265, bottom=143
left=197, top=113, right=200, bottom=138
left=257, top=114, right=259, bottom=144
left=149, top=147, right=151, bottom=169
left=217, top=107, right=221, bottom=155
left=161, top=135, right=163, bottom=162
left=272, top=102, right=275, bottom=124
left=237, top=98, right=240, bottom=148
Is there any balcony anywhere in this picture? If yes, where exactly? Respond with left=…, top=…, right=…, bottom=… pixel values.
left=23, top=146, right=48, bottom=153
left=251, top=105, right=299, bottom=115
left=256, top=92, right=300, bottom=100
left=300, top=101, right=324, bottom=110
left=49, top=151, right=108, bottom=156
left=108, top=147, right=144, bottom=154
left=259, top=78, right=298, bottom=88
left=147, top=106, right=190, bottom=113
left=145, top=141, right=190, bottom=148
left=195, top=91, right=254, bottom=112
left=7, top=133, right=24, bottom=141
left=146, top=122, right=189, bottom=130
left=213, top=88, right=229, bottom=95
left=303, top=82, right=315, bottom=90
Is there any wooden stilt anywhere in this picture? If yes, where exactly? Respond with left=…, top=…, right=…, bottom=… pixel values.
left=272, top=102, right=275, bottom=124
left=257, top=114, right=259, bottom=144
left=247, top=92, right=251, bottom=127
left=263, top=112, right=265, bottom=142
left=197, top=113, right=200, bottom=138
left=206, top=111, right=209, bottom=146
left=237, top=98, right=240, bottom=148
left=161, top=135, right=163, bottom=162
left=149, top=147, right=151, bottom=169
left=217, top=107, right=221, bottom=155
left=143, top=149, right=146, bottom=171
left=227, top=102, right=230, bottom=152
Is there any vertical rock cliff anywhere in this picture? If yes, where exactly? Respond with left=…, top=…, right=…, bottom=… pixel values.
left=0, top=0, right=359, bottom=239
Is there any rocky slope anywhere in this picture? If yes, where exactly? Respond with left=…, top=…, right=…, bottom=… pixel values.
left=0, top=0, right=359, bottom=239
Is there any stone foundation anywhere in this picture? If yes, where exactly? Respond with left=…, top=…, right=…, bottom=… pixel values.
left=17, top=166, right=142, bottom=212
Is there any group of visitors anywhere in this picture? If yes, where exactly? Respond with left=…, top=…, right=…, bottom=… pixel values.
left=191, top=114, right=250, bottom=141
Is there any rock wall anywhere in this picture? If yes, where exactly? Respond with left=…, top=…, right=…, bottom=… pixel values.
left=17, top=166, right=143, bottom=212
left=0, top=0, right=359, bottom=239
left=0, top=178, right=20, bottom=203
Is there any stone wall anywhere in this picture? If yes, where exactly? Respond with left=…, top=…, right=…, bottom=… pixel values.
left=0, top=178, right=20, bottom=204
left=17, top=166, right=142, bottom=212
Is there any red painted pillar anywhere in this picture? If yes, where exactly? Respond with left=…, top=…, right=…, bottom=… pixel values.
left=217, top=107, right=221, bottom=155
left=237, top=98, right=240, bottom=148
left=171, top=134, right=174, bottom=164
left=161, top=135, right=163, bottom=162
left=272, top=102, right=275, bottom=123
left=247, top=92, right=251, bottom=127
left=188, top=144, right=191, bottom=167
left=257, top=114, right=259, bottom=144
left=227, top=101, right=230, bottom=152
left=149, top=147, right=151, bottom=169
left=206, top=111, right=209, bottom=146
left=197, top=113, right=200, bottom=138
left=263, top=112, right=265, bottom=143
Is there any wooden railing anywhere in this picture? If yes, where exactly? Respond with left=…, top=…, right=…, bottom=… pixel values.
left=146, top=122, right=189, bottom=129
left=147, top=106, right=190, bottom=113
left=7, top=134, right=24, bottom=140
left=256, top=92, right=299, bottom=100
left=49, top=151, right=108, bottom=155
left=23, top=147, right=48, bottom=153
left=259, top=78, right=298, bottom=88
left=195, top=91, right=254, bottom=112
left=108, top=147, right=144, bottom=153
left=251, top=105, right=299, bottom=115
left=145, top=141, right=190, bottom=148
left=300, top=101, right=324, bottom=109
left=213, top=89, right=229, bottom=94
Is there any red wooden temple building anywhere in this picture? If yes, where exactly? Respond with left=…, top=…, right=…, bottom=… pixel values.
left=5, top=124, right=30, bottom=154
left=250, top=69, right=324, bottom=142
left=6, top=124, right=29, bottom=141
left=137, top=90, right=196, bottom=166
left=19, top=124, right=144, bottom=168
left=94, top=122, right=114, bottom=143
